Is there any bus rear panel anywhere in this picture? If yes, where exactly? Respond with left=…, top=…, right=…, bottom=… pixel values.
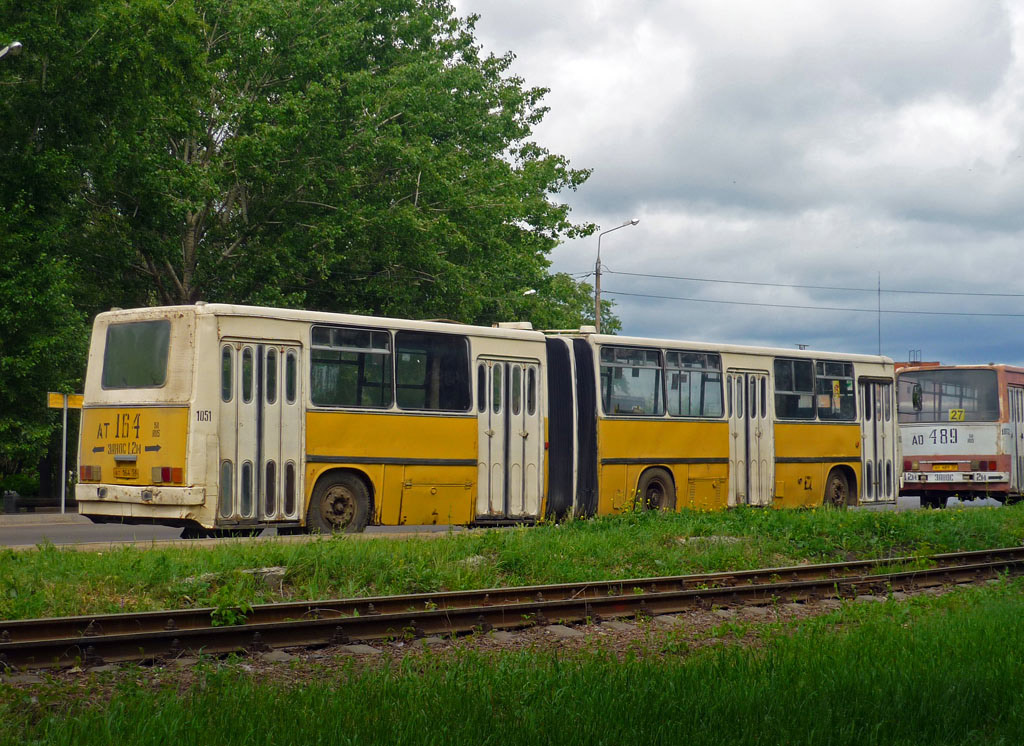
left=76, top=308, right=211, bottom=527
left=898, top=365, right=1022, bottom=507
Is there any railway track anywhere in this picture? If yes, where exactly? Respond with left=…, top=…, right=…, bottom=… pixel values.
left=3, top=546, right=1023, bottom=670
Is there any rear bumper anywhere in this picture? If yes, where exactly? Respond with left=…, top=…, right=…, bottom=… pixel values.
left=902, top=472, right=1009, bottom=492
left=76, top=483, right=206, bottom=507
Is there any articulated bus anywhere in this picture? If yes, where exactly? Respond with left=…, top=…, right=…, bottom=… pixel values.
left=76, top=304, right=897, bottom=535
left=898, top=364, right=1024, bottom=507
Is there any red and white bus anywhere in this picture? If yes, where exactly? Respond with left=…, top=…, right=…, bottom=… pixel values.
left=898, top=364, right=1024, bottom=507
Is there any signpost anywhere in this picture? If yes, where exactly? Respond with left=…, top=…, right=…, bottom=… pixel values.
left=46, top=393, right=83, bottom=514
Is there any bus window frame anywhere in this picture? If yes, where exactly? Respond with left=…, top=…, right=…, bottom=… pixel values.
left=664, top=350, right=724, bottom=419
left=100, top=319, right=172, bottom=390
left=599, top=345, right=665, bottom=417
left=309, top=324, right=394, bottom=409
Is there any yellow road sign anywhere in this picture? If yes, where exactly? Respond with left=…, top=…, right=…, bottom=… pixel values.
left=47, top=393, right=84, bottom=409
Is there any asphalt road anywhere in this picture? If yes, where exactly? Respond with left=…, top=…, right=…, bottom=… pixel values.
left=0, top=515, right=182, bottom=547
left=0, top=514, right=461, bottom=547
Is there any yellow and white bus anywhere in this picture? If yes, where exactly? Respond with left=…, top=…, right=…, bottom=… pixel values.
left=75, top=304, right=896, bottom=535
left=544, top=333, right=897, bottom=517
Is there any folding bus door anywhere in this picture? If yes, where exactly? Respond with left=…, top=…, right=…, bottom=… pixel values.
left=218, top=340, right=303, bottom=525
left=1009, top=386, right=1024, bottom=493
left=727, top=370, right=773, bottom=506
left=476, top=358, right=543, bottom=520
left=859, top=380, right=895, bottom=503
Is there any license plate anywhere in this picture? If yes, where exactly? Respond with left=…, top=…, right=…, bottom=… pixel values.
left=932, top=464, right=957, bottom=471
left=113, top=466, right=139, bottom=480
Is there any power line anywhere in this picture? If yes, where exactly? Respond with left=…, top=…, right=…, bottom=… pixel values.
left=603, top=269, right=1024, bottom=298
left=604, top=289, right=1024, bottom=318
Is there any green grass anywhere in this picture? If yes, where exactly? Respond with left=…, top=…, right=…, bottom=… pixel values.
left=3, top=505, right=1024, bottom=620
left=4, top=579, right=1024, bottom=745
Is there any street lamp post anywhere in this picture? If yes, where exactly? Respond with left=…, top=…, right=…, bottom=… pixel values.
left=594, top=217, right=639, bottom=333
left=0, top=41, right=22, bottom=61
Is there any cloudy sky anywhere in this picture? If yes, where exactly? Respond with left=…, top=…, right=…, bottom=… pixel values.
left=452, top=0, right=1024, bottom=364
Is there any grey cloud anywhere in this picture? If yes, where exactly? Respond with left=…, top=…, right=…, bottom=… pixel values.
left=454, top=0, right=1024, bottom=365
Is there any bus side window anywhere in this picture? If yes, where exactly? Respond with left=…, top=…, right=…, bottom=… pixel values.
left=478, top=364, right=486, bottom=412
left=265, top=460, right=276, bottom=514
left=221, top=346, right=233, bottom=402
left=493, top=364, right=502, bottom=414
left=242, top=348, right=254, bottom=403
left=284, top=462, right=296, bottom=515
left=527, top=367, right=537, bottom=415
left=266, top=348, right=278, bottom=404
left=512, top=365, right=522, bottom=415
left=241, top=461, right=253, bottom=516
left=286, top=351, right=297, bottom=404
left=219, top=461, right=233, bottom=517
left=394, top=331, right=470, bottom=411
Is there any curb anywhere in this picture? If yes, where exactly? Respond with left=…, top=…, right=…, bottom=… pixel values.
left=0, top=512, right=89, bottom=527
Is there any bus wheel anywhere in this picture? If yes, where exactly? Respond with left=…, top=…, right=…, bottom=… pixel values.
left=637, top=469, right=676, bottom=511
left=309, top=473, right=370, bottom=533
left=823, top=469, right=850, bottom=508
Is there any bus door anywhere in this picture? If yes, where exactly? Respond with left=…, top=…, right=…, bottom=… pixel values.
left=476, top=359, right=543, bottom=520
left=1009, top=386, right=1024, bottom=492
left=727, top=370, right=774, bottom=506
left=859, top=380, right=895, bottom=502
left=219, top=341, right=303, bottom=524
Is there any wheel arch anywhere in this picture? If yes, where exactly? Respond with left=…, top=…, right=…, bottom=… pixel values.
left=305, top=467, right=377, bottom=526
left=635, top=466, right=677, bottom=511
left=825, top=464, right=858, bottom=507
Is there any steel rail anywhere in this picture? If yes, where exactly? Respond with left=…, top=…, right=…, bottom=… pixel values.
left=3, top=546, right=1020, bottom=642
left=2, top=546, right=1022, bottom=669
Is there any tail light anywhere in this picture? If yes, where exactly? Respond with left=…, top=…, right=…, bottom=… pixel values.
left=151, top=467, right=184, bottom=484
left=971, top=460, right=980, bottom=470
left=988, top=460, right=997, bottom=471
left=903, top=459, right=911, bottom=471
left=79, top=465, right=101, bottom=482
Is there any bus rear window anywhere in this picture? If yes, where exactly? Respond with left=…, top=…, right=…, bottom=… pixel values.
left=898, top=369, right=999, bottom=423
left=101, top=320, right=171, bottom=388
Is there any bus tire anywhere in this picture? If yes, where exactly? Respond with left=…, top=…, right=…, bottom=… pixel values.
left=308, top=473, right=371, bottom=533
left=636, top=468, right=676, bottom=511
left=823, top=469, right=851, bottom=508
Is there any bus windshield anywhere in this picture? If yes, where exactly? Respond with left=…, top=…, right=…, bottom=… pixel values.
left=897, top=369, right=999, bottom=423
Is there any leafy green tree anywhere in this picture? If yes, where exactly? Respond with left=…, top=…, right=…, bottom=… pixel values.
left=0, top=0, right=608, bottom=474
left=4, top=0, right=597, bottom=323
left=0, top=202, right=88, bottom=480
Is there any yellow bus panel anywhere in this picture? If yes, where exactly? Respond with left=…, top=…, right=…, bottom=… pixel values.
left=305, top=411, right=477, bottom=525
left=79, top=406, right=189, bottom=485
left=597, top=419, right=731, bottom=514
left=774, top=423, right=861, bottom=508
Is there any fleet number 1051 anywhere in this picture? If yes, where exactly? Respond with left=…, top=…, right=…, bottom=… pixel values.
left=911, top=428, right=958, bottom=446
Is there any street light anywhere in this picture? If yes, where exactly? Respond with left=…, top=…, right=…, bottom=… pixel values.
left=594, top=217, right=639, bottom=333
left=0, top=41, right=22, bottom=61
